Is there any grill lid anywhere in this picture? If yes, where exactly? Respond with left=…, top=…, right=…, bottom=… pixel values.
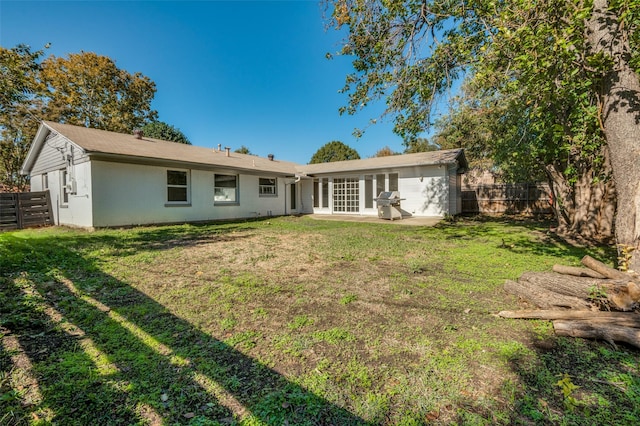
left=375, top=191, right=401, bottom=200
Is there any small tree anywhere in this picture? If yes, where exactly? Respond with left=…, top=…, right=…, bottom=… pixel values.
left=309, top=141, right=360, bottom=164
left=234, top=145, right=252, bottom=155
left=403, top=138, right=439, bottom=154
left=141, top=121, right=190, bottom=144
left=373, top=146, right=398, bottom=157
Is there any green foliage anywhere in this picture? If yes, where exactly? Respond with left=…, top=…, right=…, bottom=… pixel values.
left=309, top=140, right=360, bottom=163
left=234, top=145, right=252, bottom=154
left=0, top=44, right=47, bottom=190
left=372, top=145, right=398, bottom=157
left=403, top=137, right=439, bottom=154
left=556, top=373, right=582, bottom=411
left=141, top=121, right=190, bottom=144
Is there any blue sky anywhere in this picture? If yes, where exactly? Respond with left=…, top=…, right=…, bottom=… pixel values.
left=1, top=0, right=435, bottom=164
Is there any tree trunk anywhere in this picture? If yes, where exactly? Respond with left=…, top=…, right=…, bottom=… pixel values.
left=587, top=0, right=640, bottom=271
left=581, top=255, right=632, bottom=281
left=504, top=279, right=593, bottom=310
left=553, top=320, right=640, bottom=349
left=552, top=264, right=605, bottom=279
left=545, top=159, right=615, bottom=243
left=498, top=309, right=640, bottom=328
left=518, top=271, right=626, bottom=299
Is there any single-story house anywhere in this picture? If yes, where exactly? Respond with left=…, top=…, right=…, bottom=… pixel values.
left=21, top=121, right=468, bottom=228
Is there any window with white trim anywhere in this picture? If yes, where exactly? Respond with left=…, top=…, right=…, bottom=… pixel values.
left=365, top=175, right=373, bottom=208
left=389, top=173, right=399, bottom=191
left=61, top=169, right=69, bottom=205
left=215, top=174, right=238, bottom=203
left=167, top=170, right=189, bottom=204
left=259, top=177, right=277, bottom=196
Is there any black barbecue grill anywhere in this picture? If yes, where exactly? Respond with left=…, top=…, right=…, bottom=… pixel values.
left=374, top=191, right=404, bottom=220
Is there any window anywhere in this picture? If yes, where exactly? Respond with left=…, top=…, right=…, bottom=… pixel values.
left=376, top=174, right=385, bottom=195
left=313, top=179, right=319, bottom=208
left=167, top=170, right=189, bottom=204
left=259, top=177, right=277, bottom=196
left=322, top=179, right=329, bottom=208
left=215, top=174, right=238, bottom=203
left=61, top=170, right=69, bottom=205
left=290, top=183, right=297, bottom=210
left=42, top=173, right=49, bottom=190
left=333, top=178, right=359, bottom=213
left=389, top=173, right=399, bottom=191
left=365, top=175, right=373, bottom=208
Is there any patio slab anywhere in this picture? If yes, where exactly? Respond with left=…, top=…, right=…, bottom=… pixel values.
left=307, top=214, right=442, bottom=226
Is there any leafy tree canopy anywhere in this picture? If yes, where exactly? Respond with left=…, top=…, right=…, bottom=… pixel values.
left=41, top=51, right=157, bottom=133
left=141, top=121, right=190, bottom=144
left=309, top=140, right=360, bottom=164
left=373, top=146, right=399, bottom=157
left=403, top=137, right=439, bottom=154
left=234, top=145, right=252, bottom=155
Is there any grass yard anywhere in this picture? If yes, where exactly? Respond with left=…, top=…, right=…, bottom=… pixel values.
left=1, top=215, right=639, bottom=425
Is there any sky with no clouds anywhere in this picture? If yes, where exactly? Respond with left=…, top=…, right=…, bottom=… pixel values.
left=1, top=0, right=442, bottom=164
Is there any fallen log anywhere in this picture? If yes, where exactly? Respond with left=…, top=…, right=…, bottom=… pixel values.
left=498, top=310, right=640, bottom=328
left=552, top=264, right=605, bottom=279
left=581, top=255, right=631, bottom=281
left=517, top=272, right=638, bottom=311
left=553, top=320, right=640, bottom=349
left=504, top=279, right=593, bottom=310
left=518, top=272, right=616, bottom=299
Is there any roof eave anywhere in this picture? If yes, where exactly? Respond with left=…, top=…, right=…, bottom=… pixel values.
left=20, top=122, right=51, bottom=175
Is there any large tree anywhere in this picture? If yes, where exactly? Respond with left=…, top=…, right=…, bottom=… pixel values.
left=141, top=121, right=190, bottom=144
left=0, top=48, right=160, bottom=189
left=309, top=141, right=360, bottom=163
left=328, top=0, right=640, bottom=269
left=41, top=51, right=157, bottom=133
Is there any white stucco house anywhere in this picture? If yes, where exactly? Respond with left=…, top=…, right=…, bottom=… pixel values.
left=21, top=121, right=468, bottom=228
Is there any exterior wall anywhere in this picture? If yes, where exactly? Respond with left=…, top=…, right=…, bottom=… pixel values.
left=29, top=164, right=94, bottom=227
left=397, top=166, right=448, bottom=217
left=90, top=161, right=288, bottom=227
left=30, top=133, right=86, bottom=175
left=309, top=165, right=453, bottom=218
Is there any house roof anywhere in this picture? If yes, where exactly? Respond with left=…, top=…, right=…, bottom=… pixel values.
left=22, top=121, right=300, bottom=176
left=21, top=121, right=468, bottom=177
left=298, top=149, right=468, bottom=175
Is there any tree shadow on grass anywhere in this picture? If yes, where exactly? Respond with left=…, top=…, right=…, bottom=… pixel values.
left=0, top=224, right=366, bottom=425
left=431, top=215, right=617, bottom=263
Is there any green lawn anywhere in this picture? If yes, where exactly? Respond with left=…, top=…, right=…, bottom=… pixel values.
left=1, top=216, right=638, bottom=425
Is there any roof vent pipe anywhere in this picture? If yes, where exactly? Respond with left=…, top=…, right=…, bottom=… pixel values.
left=133, top=129, right=143, bottom=139
left=225, top=147, right=231, bottom=157
left=218, top=143, right=222, bottom=152
left=268, top=154, right=274, bottom=161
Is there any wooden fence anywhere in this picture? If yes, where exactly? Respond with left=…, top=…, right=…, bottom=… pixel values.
left=0, top=191, right=53, bottom=231
left=461, top=183, right=552, bottom=215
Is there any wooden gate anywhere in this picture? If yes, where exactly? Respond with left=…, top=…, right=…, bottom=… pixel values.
left=0, top=191, right=53, bottom=231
